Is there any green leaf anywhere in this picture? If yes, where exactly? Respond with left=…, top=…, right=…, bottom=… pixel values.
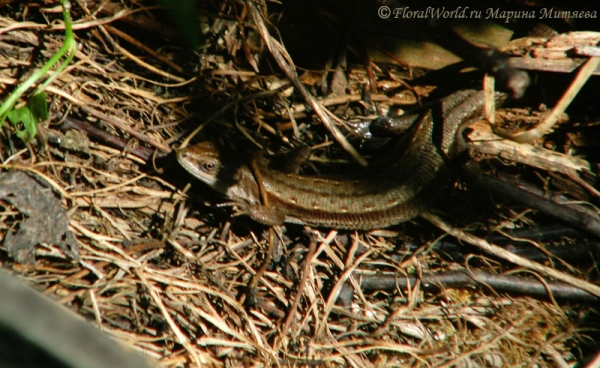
left=6, top=93, right=48, bottom=142
left=29, top=92, right=48, bottom=121
left=0, top=0, right=75, bottom=143
left=7, top=107, right=36, bottom=142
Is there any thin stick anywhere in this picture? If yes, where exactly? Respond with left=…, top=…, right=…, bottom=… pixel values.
left=421, top=212, right=600, bottom=297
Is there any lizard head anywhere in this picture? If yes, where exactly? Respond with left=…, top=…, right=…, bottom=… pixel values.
left=177, top=141, right=260, bottom=204
left=177, top=141, right=231, bottom=192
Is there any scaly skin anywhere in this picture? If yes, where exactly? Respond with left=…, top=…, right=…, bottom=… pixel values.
left=177, top=90, right=503, bottom=230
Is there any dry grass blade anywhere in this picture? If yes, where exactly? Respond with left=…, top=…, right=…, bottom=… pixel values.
left=422, top=212, right=600, bottom=297
left=0, top=1, right=598, bottom=367
left=246, top=1, right=368, bottom=166
left=495, top=56, right=600, bottom=142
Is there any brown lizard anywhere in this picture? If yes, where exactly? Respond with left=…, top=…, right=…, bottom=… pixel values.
left=177, top=89, right=504, bottom=230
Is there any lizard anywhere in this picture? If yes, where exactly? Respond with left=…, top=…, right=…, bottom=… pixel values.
left=177, top=89, right=505, bottom=230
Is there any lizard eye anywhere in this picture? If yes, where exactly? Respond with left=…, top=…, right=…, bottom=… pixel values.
left=202, top=160, right=218, bottom=173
